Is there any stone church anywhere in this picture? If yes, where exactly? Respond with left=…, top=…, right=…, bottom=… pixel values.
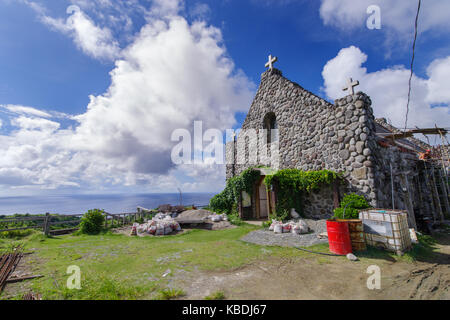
left=226, top=56, right=449, bottom=231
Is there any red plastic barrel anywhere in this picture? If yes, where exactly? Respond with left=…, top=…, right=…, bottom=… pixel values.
left=326, top=220, right=353, bottom=255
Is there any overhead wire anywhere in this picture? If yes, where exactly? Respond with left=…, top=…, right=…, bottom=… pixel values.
left=403, top=0, right=422, bottom=133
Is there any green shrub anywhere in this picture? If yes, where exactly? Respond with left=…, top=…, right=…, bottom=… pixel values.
left=0, top=229, right=36, bottom=239
left=333, top=193, right=371, bottom=219
left=262, top=220, right=272, bottom=228
left=79, top=209, right=105, bottom=235
left=270, top=209, right=290, bottom=222
left=228, top=213, right=244, bottom=226
left=135, top=217, right=144, bottom=224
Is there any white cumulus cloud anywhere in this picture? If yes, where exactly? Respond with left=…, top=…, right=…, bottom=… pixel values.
left=71, top=16, right=253, bottom=175
left=426, top=56, right=450, bottom=105
left=42, top=4, right=121, bottom=61
left=11, top=116, right=60, bottom=132
left=320, top=0, right=450, bottom=36
left=322, top=46, right=450, bottom=130
left=0, top=2, right=254, bottom=193
left=1, top=104, right=52, bottom=118
left=189, top=3, right=211, bottom=20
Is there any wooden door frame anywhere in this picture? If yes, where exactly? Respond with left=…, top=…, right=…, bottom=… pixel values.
left=255, top=176, right=271, bottom=220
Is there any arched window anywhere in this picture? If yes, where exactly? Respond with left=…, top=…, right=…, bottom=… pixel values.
left=263, top=112, right=278, bottom=144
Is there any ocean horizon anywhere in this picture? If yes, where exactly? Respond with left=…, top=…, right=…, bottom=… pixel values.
left=0, top=193, right=215, bottom=216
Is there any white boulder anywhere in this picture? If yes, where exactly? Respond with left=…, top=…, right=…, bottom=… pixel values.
left=290, top=208, right=300, bottom=219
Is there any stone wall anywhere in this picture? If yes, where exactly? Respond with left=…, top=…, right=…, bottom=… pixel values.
left=225, top=68, right=445, bottom=226
left=302, top=185, right=336, bottom=219
left=227, top=68, right=379, bottom=207
left=369, top=133, right=444, bottom=226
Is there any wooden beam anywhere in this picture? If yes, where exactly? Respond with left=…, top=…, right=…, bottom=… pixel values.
left=6, top=274, right=43, bottom=283
left=379, top=127, right=448, bottom=140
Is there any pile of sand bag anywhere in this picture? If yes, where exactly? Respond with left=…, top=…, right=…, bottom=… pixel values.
left=207, top=213, right=228, bottom=222
left=135, top=213, right=181, bottom=236
left=269, top=219, right=309, bottom=235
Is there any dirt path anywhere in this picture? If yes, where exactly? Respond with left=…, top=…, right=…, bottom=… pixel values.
left=173, top=234, right=450, bottom=300
left=375, top=233, right=450, bottom=300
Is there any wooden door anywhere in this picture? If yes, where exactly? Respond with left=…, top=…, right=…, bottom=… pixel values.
left=258, top=181, right=268, bottom=219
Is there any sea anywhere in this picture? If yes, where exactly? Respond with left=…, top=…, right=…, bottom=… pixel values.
left=0, top=193, right=215, bottom=216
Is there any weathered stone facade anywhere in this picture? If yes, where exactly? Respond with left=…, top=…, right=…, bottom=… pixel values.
left=226, top=68, right=449, bottom=226
left=369, top=120, right=449, bottom=228
left=302, top=185, right=336, bottom=220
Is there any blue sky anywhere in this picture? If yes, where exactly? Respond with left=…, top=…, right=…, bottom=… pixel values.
left=0, top=0, right=435, bottom=114
left=0, top=0, right=449, bottom=196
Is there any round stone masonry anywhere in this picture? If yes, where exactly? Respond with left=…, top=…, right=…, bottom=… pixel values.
left=235, top=69, right=379, bottom=204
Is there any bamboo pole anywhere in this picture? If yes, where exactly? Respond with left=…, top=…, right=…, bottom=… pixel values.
left=429, top=167, right=444, bottom=222
left=438, top=169, right=450, bottom=218
left=390, top=162, right=395, bottom=209
left=402, top=174, right=418, bottom=229
left=423, top=162, right=439, bottom=222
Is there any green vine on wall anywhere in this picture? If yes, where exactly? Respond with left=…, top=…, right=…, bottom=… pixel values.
left=264, top=169, right=341, bottom=218
left=210, top=168, right=341, bottom=218
left=209, top=168, right=261, bottom=214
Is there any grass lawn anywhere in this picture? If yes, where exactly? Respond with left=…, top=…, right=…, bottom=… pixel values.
left=0, top=224, right=316, bottom=300
left=0, top=224, right=438, bottom=300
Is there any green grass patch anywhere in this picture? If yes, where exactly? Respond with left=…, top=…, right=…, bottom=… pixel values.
left=401, top=234, right=437, bottom=262
left=316, top=257, right=331, bottom=265
left=0, top=224, right=304, bottom=300
left=155, top=288, right=185, bottom=300
left=0, top=229, right=38, bottom=239
left=204, top=290, right=226, bottom=300
left=356, top=234, right=438, bottom=263
left=42, top=273, right=156, bottom=300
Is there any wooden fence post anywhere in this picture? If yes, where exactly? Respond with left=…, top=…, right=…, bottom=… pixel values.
left=43, top=213, right=50, bottom=236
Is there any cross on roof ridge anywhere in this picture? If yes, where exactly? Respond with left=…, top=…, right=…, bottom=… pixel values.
left=342, top=77, right=360, bottom=95
left=265, top=54, right=278, bottom=70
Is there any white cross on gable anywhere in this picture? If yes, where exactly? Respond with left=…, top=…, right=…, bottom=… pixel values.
left=342, top=77, right=360, bottom=95
left=265, top=54, right=278, bottom=70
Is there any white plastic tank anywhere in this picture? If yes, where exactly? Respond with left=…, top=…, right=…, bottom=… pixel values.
left=359, top=209, right=412, bottom=255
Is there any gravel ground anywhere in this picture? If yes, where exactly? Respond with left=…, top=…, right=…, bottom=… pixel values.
left=241, top=219, right=329, bottom=248
left=176, top=209, right=213, bottom=220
